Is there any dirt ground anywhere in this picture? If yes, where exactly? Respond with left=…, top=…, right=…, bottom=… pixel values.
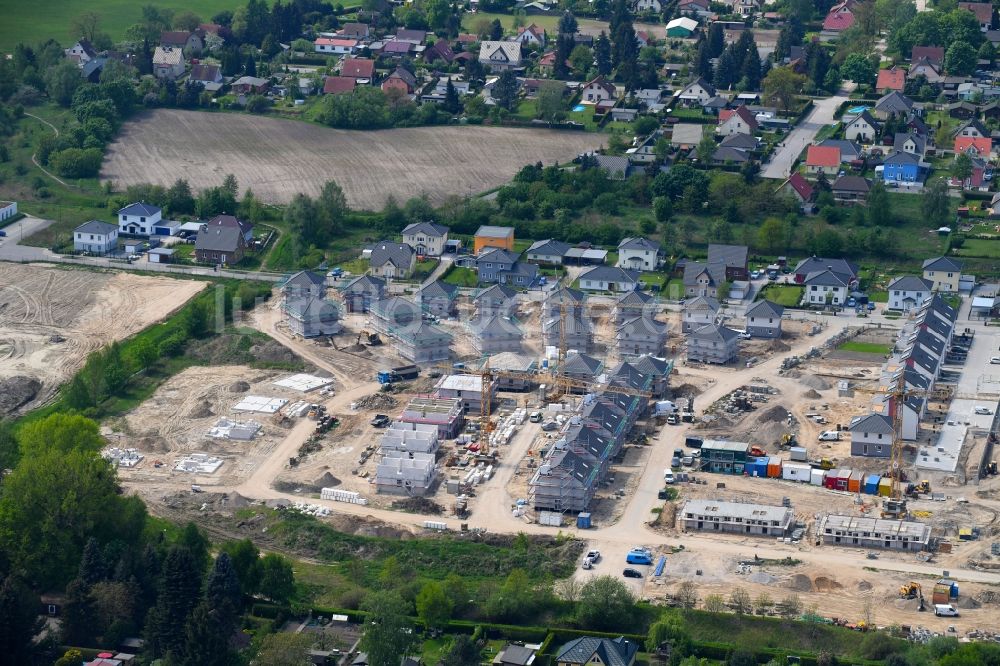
left=0, top=264, right=205, bottom=414
left=102, top=110, right=609, bottom=208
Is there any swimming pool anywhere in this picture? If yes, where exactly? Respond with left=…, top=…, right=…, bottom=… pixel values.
left=572, top=104, right=586, bottom=112
left=847, top=105, right=869, bottom=114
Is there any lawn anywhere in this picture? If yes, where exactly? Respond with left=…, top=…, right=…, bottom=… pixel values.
left=953, top=237, right=1000, bottom=259
left=462, top=11, right=561, bottom=33
left=838, top=341, right=891, bottom=355
left=758, top=284, right=804, bottom=307
left=337, top=257, right=370, bottom=276
left=412, top=258, right=440, bottom=281
left=0, top=0, right=247, bottom=50
left=442, top=265, right=479, bottom=287
left=639, top=271, right=668, bottom=289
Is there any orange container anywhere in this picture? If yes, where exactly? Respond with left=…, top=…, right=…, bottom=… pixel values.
left=767, top=457, right=782, bottom=478
left=848, top=470, right=864, bottom=493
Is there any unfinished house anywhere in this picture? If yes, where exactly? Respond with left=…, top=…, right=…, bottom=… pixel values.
left=686, top=324, right=740, bottom=364
left=340, top=274, right=386, bottom=313
left=418, top=280, right=459, bottom=318
left=474, top=283, right=518, bottom=317
left=629, top=354, right=672, bottom=398
left=434, top=374, right=496, bottom=414
left=682, top=296, right=719, bottom=333
left=282, top=296, right=342, bottom=338
left=561, top=352, right=604, bottom=383
left=469, top=315, right=523, bottom=354
left=371, top=296, right=452, bottom=362
left=616, top=316, right=668, bottom=357
left=531, top=449, right=600, bottom=512
left=614, top=289, right=654, bottom=324
left=849, top=413, right=894, bottom=457
left=679, top=499, right=793, bottom=537
left=819, top=515, right=931, bottom=551
left=399, top=396, right=465, bottom=439
left=375, top=451, right=437, bottom=496
left=479, top=352, right=537, bottom=391
left=542, top=287, right=592, bottom=351
left=282, top=270, right=327, bottom=299
left=379, top=421, right=439, bottom=454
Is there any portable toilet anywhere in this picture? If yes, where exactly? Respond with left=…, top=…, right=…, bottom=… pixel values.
left=811, top=468, right=825, bottom=486
left=878, top=477, right=893, bottom=496
left=848, top=470, right=864, bottom=493
left=932, top=580, right=958, bottom=604
left=767, top=457, right=783, bottom=478
left=864, top=474, right=880, bottom=495
left=835, top=469, right=851, bottom=491
left=576, top=512, right=592, bottom=529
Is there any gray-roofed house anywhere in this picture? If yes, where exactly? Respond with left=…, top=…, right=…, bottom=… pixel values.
left=686, top=324, right=739, bottom=364
left=874, top=91, right=915, bottom=120
left=194, top=217, right=247, bottom=265
left=682, top=261, right=718, bottom=298
left=370, top=241, right=416, bottom=279
left=670, top=123, right=704, bottom=149
left=708, top=244, right=749, bottom=282
left=616, top=316, right=668, bottom=357
left=894, top=132, right=927, bottom=157
left=745, top=299, right=784, bottom=338
left=615, top=289, right=654, bottom=324
left=282, top=270, right=327, bottom=299
left=561, top=352, right=604, bottom=381
left=479, top=40, right=522, bottom=71
left=804, top=270, right=850, bottom=306
left=370, top=298, right=452, bottom=361
left=617, top=237, right=662, bottom=270
left=494, top=643, right=536, bottom=666
left=922, top=256, right=963, bottom=292
left=817, top=138, right=862, bottom=162
left=888, top=276, right=933, bottom=312
left=118, top=202, right=162, bottom=236
left=74, top=220, right=119, bottom=255
left=541, top=288, right=590, bottom=348
left=418, top=280, right=459, bottom=317
left=630, top=354, right=672, bottom=397
left=849, top=413, right=894, bottom=457
left=712, top=145, right=751, bottom=164
left=402, top=222, right=449, bottom=256
left=844, top=110, right=880, bottom=143
left=283, top=296, right=342, bottom=338
left=554, top=636, right=638, bottom=666
left=682, top=295, right=719, bottom=333
left=595, top=154, right=631, bottom=179
left=793, top=257, right=860, bottom=286
left=470, top=315, right=524, bottom=354
left=578, top=266, right=640, bottom=292
left=340, top=275, right=386, bottom=313
left=474, top=283, right=518, bottom=317
left=476, top=248, right=539, bottom=286
left=831, top=175, right=872, bottom=204
left=526, top=239, right=572, bottom=265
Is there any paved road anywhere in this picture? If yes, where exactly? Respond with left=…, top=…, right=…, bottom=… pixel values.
left=761, top=86, right=855, bottom=180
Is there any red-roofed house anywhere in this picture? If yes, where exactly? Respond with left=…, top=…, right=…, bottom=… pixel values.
left=323, top=76, right=357, bottom=95
left=910, top=46, right=944, bottom=66
left=582, top=75, right=617, bottom=103
left=635, top=30, right=650, bottom=47
left=777, top=172, right=815, bottom=207
left=538, top=51, right=570, bottom=73
left=340, top=57, right=375, bottom=81
left=875, top=67, right=905, bottom=92
left=315, top=37, right=357, bottom=54
left=806, top=145, right=841, bottom=175
left=718, top=106, right=759, bottom=136
left=381, top=67, right=417, bottom=94
left=959, top=2, right=993, bottom=31
left=955, top=136, right=992, bottom=157
left=823, top=1, right=857, bottom=32
left=517, top=23, right=547, bottom=47
left=423, top=39, right=454, bottom=63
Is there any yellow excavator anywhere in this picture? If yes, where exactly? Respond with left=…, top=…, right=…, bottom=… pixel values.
left=899, top=582, right=926, bottom=611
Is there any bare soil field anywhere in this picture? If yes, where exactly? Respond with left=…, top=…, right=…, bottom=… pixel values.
left=0, top=264, right=205, bottom=414
left=101, top=110, right=609, bottom=208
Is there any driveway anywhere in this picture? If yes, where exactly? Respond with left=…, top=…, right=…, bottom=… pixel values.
left=761, top=85, right=854, bottom=180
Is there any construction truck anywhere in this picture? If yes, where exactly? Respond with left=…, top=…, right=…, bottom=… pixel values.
left=906, top=480, right=931, bottom=497
left=899, top=582, right=926, bottom=611
left=377, top=364, right=420, bottom=384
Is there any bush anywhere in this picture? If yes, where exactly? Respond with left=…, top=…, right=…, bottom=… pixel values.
left=49, top=148, right=103, bottom=178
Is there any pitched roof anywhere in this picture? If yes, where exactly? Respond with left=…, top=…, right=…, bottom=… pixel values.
left=341, top=57, right=375, bottom=78
left=561, top=352, right=603, bottom=377
left=850, top=413, right=894, bottom=434
left=395, top=28, right=428, bottom=42
left=153, top=46, right=183, bottom=65
left=547, top=286, right=586, bottom=304
left=285, top=270, right=326, bottom=288
left=342, top=274, right=386, bottom=293
left=959, top=1, right=993, bottom=25
left=584, top=75, right=617, bottom=96
left=75, top=220, right=118, bottom=235
left=323, top=76, right=357, bottom=94
left=806, top=145, right=841, bottom=167
left=619, top=237, right=660, bottom=252
left=832, top=175, right=872, bottom=192
left=630, top=354, right=671, bottom=376
left=712, top=146, right=750, bottom=163
left=682, top=77, right=716, bottom=97
left=370, top=241, right=414, bottom=268
left=284, top=295, right=339, bottom=319
left=720, top=133, right=759, bottom=150
left=746, top=299, right=784, bottom=318
left=617, top=315, right=667, bottom=337
left=340, top=22, right=370, bottom=37
left=666, top=17, right=699, bottom=33
left=424, top=40, right=454, bottom=62
left=875, top=67, right=906, bottom=91
left=477, top=247, right=519, bottom=264
left=315, top=37, right=358, bottom=47
left=954, top=136, right=992, bottom=155
left=384, top=40, right=414, bottom=53
left=887, top=275, right=932, bottom=292
left=911, top=45, right=945, bottom=64
left=708, top=244, right=748, bottom=272
left=420, top=279, right=459, bottom=300
left=579, top=266, right=640, bottom=283
left=875, top=91, right=914, bottom=113
left=922, top=256, right=963, bottom=272
left=893, top=132, right=926, bottom=154
left=685, top=295, right=720, bottom=312
left=617, top=289, right=653, bottom=306
left=781, top=172, right=814, bottom=201
left=479, top=41, right=521, bottom=63
left=689, top=323, right=740, bottom=343
left=804, top=269, right=849, bottom=287
left=850, top=109, right=879, bottom=129
left=794, top=257, right=859, bottom=278
left=118, top=202, right=161, bottom=217
left=476, top=225, right=514, bottom=239
left=402, top=221, right=448, bottom=237
left=160, top=31, right=193, bottom=47
left=682, top=260, right=713, bottom=287
left=474, top=283, right=517, bottom=302
left=883, top=150, right=921, bottom=165
left=954, top=118, right=989, bottom=137
left=718, top=105, right=758, bottom=130
left=195, top=222, right=243, bottom=252
left=527, top=238, right=572, bottom=256
left=190, top=63, right=221, bottom=81
left=823, top=10, right=855, bottom=31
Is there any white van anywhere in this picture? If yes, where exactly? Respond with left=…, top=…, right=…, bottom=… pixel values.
left=664, top=469, right=675, bottom=484
left=529, top=411, right=543, bottom=423
left=818, top=430, right=841, bottom=441
left=934, top=604, right=959, bottom=617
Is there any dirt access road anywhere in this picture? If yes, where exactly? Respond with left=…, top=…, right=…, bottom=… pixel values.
left=102, top=110, right=608, bottom=208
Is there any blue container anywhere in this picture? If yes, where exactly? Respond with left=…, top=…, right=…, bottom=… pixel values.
left=577, top=512, right=592, bottom=529
left=951, top=584, right=959, bottom=598
left=865, top=474, right=880, bottom=495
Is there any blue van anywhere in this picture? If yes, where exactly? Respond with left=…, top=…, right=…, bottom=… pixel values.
left=626, top=549, right=652, bottom=565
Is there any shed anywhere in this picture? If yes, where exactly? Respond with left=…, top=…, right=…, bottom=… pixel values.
left=864, top=474, right=881, bottom=494
left=766, top=457, right=782, bottom=478
left=148, top=247, right=174, bottom=263
left=810, top=468, right=825, bottom=486
left=848, top=470, right=864, bottom=493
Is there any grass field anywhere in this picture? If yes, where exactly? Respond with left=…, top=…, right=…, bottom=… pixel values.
left=759, top=284, right=804, bottom=307
left=953, top=238, right=1000, bottom=259
left=442, top=266, right=479, bottom=287
left=102, top=109, right=606, bottom=209
left=0, top=0, right=244, bottom=51
left=838, top=341, right=891, bottom=355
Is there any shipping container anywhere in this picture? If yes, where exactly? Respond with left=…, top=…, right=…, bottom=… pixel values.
left=878, top=477, right=892, bottom=497
left=864, top=474, right=880, bottom=495
left=789, top=446, right=808, bottom=462
left=782, top=463, right=811, bottom=482
left=767, top=457, right=783, bottom=478
left=811, top=468, right=826, bottom=486
left=848, top=470, right=865, bottom=493
left=932, top=580, right=958, bottom=605
left=824, top=470, right=838, bottom=489
left=835, top=469, right=851, bottom=491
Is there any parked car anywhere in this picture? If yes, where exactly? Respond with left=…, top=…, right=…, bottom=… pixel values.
left=975, top=406, right=993, bottom=415
left=818, top=430, right=841, bottom=441
left=991, top=357, right=1000, bottom=365
left=623, top=568, right=643, bottom=578
left=370, top=414, right=391, bottom=427
left=581, top=557, right=594, bottom=570
left=586, top=550, right=601, bottom=562
left=934, top=604, right=959, bottom=617
left=846, top=297, right=857, bottom=308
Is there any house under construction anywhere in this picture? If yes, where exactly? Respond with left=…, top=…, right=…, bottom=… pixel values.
left=398, top=395, right=465, bottom=439
left=370, top=296, right=451, bottom=362
left=374, top=451, right=437, bottom=496
left=542, top=287, right=592, bottom=352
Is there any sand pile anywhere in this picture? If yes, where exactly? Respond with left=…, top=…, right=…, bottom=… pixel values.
left=857, top=581, right=873, bottom=591
left=813, top=576, right=842, bottom=592
left=800, top=375, right=831, bottom=390
left=315, top=471, right=341, bottom=488
left=803, top=389, right=822, bottom=399
left=759, top=405, right=790, bottom=423
left=229, top=381, right=251, bottom=392
left=187, top=400, right=214, bottom=418
left=787, top=574, right=813, bottom=592
left=749, top=572, right=776, bottom=584
left=767, top=340, right=791, bottom=352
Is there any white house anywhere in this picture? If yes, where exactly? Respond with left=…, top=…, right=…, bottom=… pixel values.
left=578, top=266, right=640, bottom=292
left=744, top=299, right=784, bottom=338
left=118, top=202, right=162, bottom=236
left=314, top=37, right=357, bottom=54
left=526, top=238, right=571, bottom=264
left=65, top=39, right=97, bottom=65
left=479, top=41, right=522, bottom=72
left=804, top=269, right=849, bottom=306
left=516, top=24, right=546, bottom=47
left=581, top=75, right=617, bottom=103
left=401, top=222, right=449, bottom=256
left=677, top=77, right=716, bottom=106
left=844, top=111, right=879, bottom=144
left=616, top=237, right=661, bottom=271
left=682, top=295, right=719, bottom=333
left=887, top=276, right=933, bottom=312
left=73, top=220, right=118, bottom=255
left=152, top=46, right=185, bottom=79
left=635, top=0, right=662, bottom=11
left=370, top=241, right=416, bottom=279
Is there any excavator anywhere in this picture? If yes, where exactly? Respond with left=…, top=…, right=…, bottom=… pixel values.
left=906, top=480, right=931, bottom=497
left=356, top=330, right=381, bottom=346
left=899, top=582, right=926, bottom=611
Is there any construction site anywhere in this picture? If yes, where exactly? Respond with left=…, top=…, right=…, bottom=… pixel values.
left=105, top=270, right=1000, bottom=637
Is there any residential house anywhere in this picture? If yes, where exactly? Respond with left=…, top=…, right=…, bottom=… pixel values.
left=73, top=220, right=118, bottom=255
left=474, top=284, right=518, bottom=317
left=340, top=275, right=386, bottom=313
left=554, top=637, right=638, bottom=666
left=582, top=75, right=617, bottom=103
left=946, top=101, right=978, bottom=119
left=65, top=39, right=97, bottom=65
left=381, top=40, right=415, bottom=59
left=959, top=1, right=993, bottom=30
left=793, top=257, right=859, bottom=286
left=152, top=46, right=184, bottom=79
left=682, top=295, right=719, bottom=333
left=687, top=324, right=740, bottom=364
left=806, top=145, right=841, bottom=175
left=381, top=67, right=418, bottom=94
left=615, top=289, right=654, bottom=324
left=678, top=0, right=710, bottom=13
left=720, top=132, right=759, bottom=152
left=831, top=175, right=872, bottom=203
left=543, top=288, right=591, bottom=351
left=680, top=499, right=793, bottom=536
left=341, top=58, right=375, bottom=81
left=314, top=37, right=357, bottom=54
left=894, top=132, right=927, bottom=157
left=231, top=76, right=269, bottom=95
left=635, top=0, right=663, bottom=11
left=818, top=515, right=931, bottom=551
left=745, top=299, right=784, bottom=338
left=402, top=222, right=448, bottom=256
left=712, top=145, right=752, bottom=165
left=823, top=0, right=858, bottom=32
left=339, top=22, right=371, bottom=39
left=708, top=243, right=749, bottom=281
left=394, top=28, right=427, bottom=44
left=208, top=214, right=253, bottom=244
left=323, top=77, right=356, bottom=95
left=282, top=270, right=326, bottom=299
left=578, top=266, right=640, bottom=292
left=849, top=413, right=894, bottom=457
left=881, top=150, right=926, bottom=185
left=283, top=296, right=341, bottom=337
left=423, top=39, right=455, bottom=64
left=717, top=105, right=758, bottom=137
left=517, top=23, right=546, bottom=47
left=874, top=92, right=915, bottom=120
left=814, top=139, right=860, bottom=162
left=670, top=123, right=704, bottom=149
left=194, top=217, right=247, bottom=265
left=370, top=241, right=416, bottom=279
left=682, top=262, right=717, bottom=298
left=960, top=154, right=994, bottom=190
left=844, top=110, right=880, bottom=143
left=476, top=248, right=538, bottom=286
left=371, top=297, right=451, bottom=362
left=474, top=225, right=514, bottom=253
left=804, top=269, right=850, bottom=306
left=888, top=276, right=933, bottom=312
left=418, top=280, right=459, bottom=317
left=908, top=58, right=943, bottom=84
left=922, top=256, right=963, bottom=292
left=470, top=314, right=524, bottom=354
left=494, top=644, right=537, bottom=666
left=189, top=63, right=223, bottom=90
left=117, top=202, right=162, bottom=236
left=479, top=41, right=522, bottom=71
left=526, top=239, right=572, bottom=264
left=665, top=17, right=698, bottom=37
left=595, top=154, right=632, bottom=179
left=677, top=78, right=717, bottom=106
left=911, top=46, right=945, bottom=67
left=875, top=67, right=906, bottom=92
left=777, top=172, right=815, bottom=210
left=160, top=30, right=202, bottom=51
left=616, top=316, right=667, bottom=357
left=954, top=135, right=992, bottom=158
left=735, top=0, right=759, bottom=17
left=954, top=118, right=989, bottom=140
left=617, top=237, right=662, bottom=271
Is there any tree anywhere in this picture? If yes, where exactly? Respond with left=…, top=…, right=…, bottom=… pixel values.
left=763, top=66, right=807, bottom=112
left=696, top=128, right=716, bottom=163
left=703, top=594, right=725, bottom=612
left=646, top=612, right=692, bottom=658
left=756, top=217, right=789, bottom=254
left=206, top=552, right=242, bottom=632
left=595, top=33, right=612, bottom=75
left=867, top=181, right=892, bottom=226
left=145, top=546, right=203, bottom=659
left=443, top=79, right=461, bottom=114
left=260, top=554, right=295, bottom=604
left=754, top=592, right=773, bottom=615
left=776, top=594, right=803, bottom=618
left=713, top=44, right=740, bottom=89
left=61, top=578, right=98, bottom=645
left=952, top=152, right=974, bottom=185
left=173, top=10, right=202, bottom=31
left=17, top=413, right=104, bottom=457
left=180, top=522, right=210, bottom=572
left=492, top=70, right=519, bottom=110
left=415, top=581, right=453, bottom=630
left=78, top=537, right=107, bottom=585
left=45, top=61, right=83, bottom=106
left=559, top=10, right=578, bottom=35
left=219, top=539, right=262, bottom=596
left=569, top=45, right=593, bottom=74
left=316, top=180, right=348, bottom=242
left=653, top=197, right=673, bottom=223
left=359, top=592, right=414, bottom=666
left=70, top=11, right=103, bottom=43
left=675, top=581, right=698, bottom=609
left=841, top=53, right=876, bottom=86
left=0, top=575, right=42, bottom=661
left=166, top=178, right=196, bottom=215
left=536, top=80, right=565, bottom=123
left=440, top=635, right=481, bottom=666
left=489, top=18, right=503, bottom=40
left=180, top=602, right=233, bottom=666
left=946, top=42, right=977, bottom=76
left=922, top=177, right=951, bottom=226
left=577, top=575, right=636, bottom=630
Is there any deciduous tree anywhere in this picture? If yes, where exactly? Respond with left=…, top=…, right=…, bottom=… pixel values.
left=359, top=592, right=414, bottom=666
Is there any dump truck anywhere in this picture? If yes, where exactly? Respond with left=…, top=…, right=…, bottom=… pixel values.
left=377, top=364, right=420, bottom=384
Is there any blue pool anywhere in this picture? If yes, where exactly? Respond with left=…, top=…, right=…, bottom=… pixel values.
left=572, top=104, right=586, bottom=112
left=847, top=105, right=869, bottom=114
